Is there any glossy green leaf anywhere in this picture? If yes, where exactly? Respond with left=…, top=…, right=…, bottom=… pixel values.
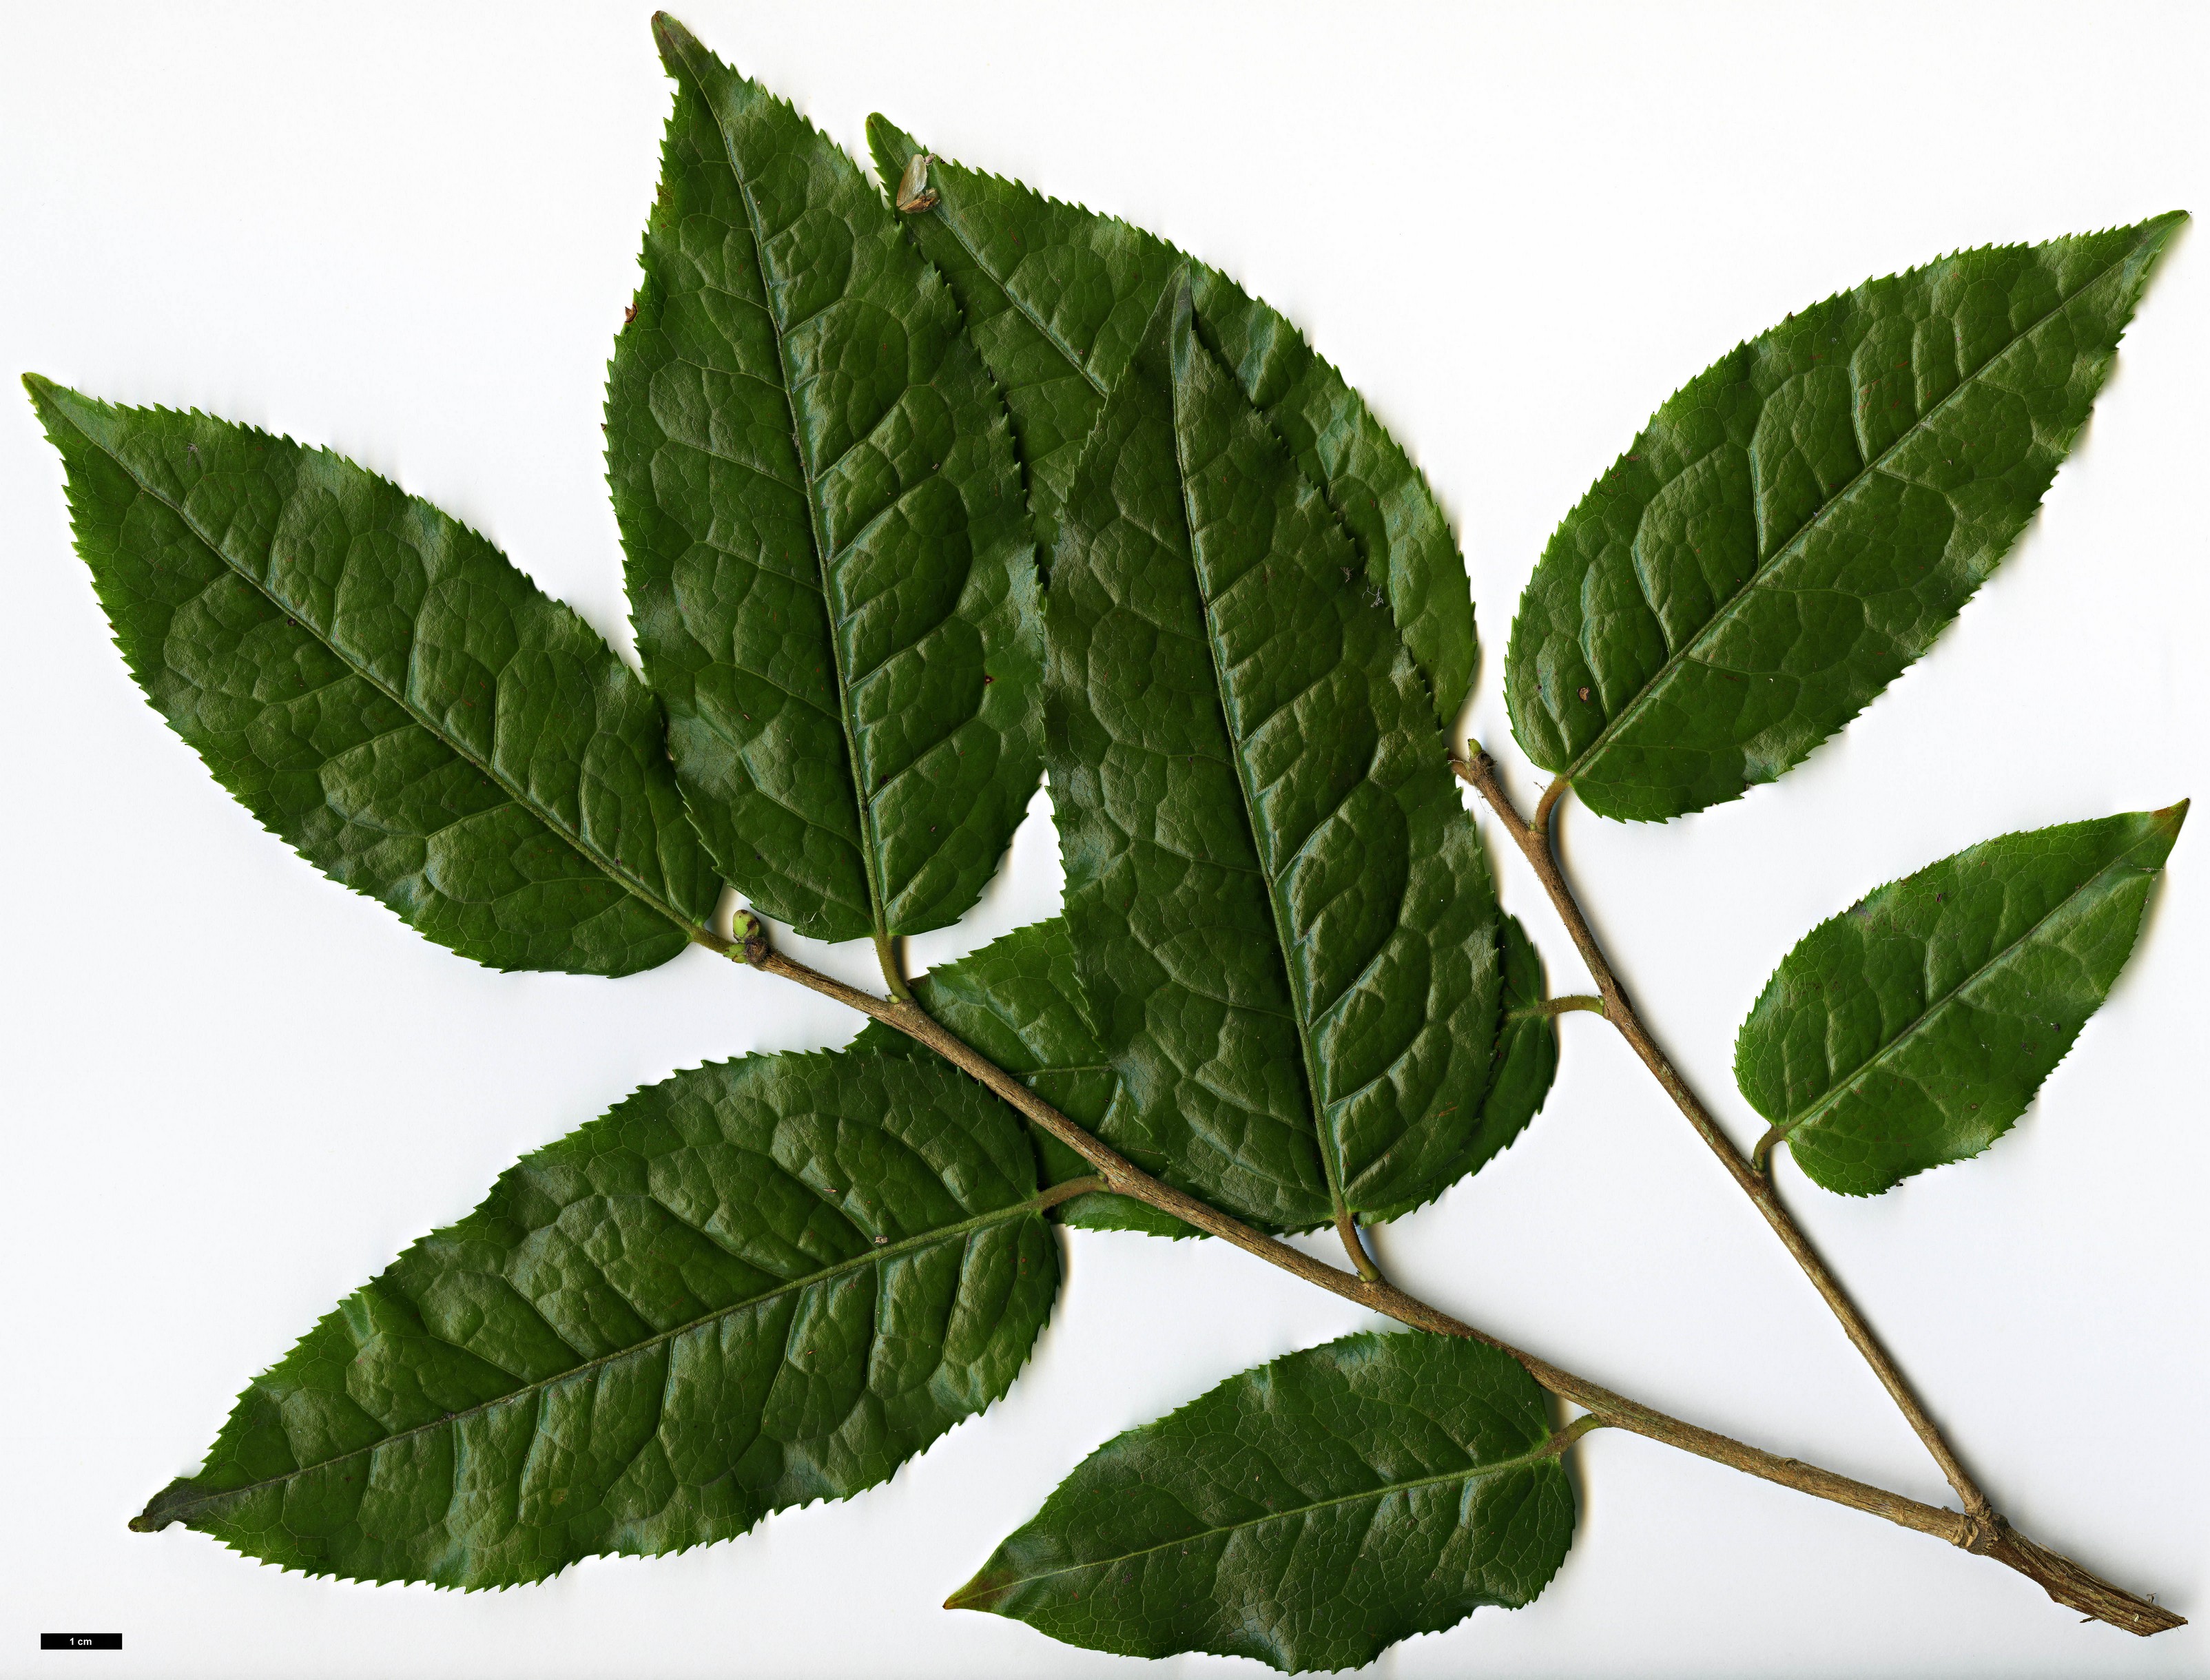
left=607, top=17, right=1042, bottom=944
left=865, top=115, right=1476, bottom=723
left=134, top=1052, right=1060, bottom=1586
left=864, top=912, right=1556, bottom=1237
left=1507, top=215, right=2185, bottom=822
left=1480, top=913, right=1561, bottom=1163
left=855, top=920, right=1190, bottom=1239
left=1044, top=280, right=1505, bottom=1232
left=951, top=1331, right=1575, bottom=1671
left=26, top=377, right=716, bottom=975
left=1738, top=806, right=2186, bottom=1195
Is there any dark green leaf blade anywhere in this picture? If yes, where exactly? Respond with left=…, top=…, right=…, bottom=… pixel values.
left=26, top=377, right=716, bottom=975
left=134, top=1052, right=1060, bottom=1586
left=1044, top=281, right=1505, bottom=1231
left=1451, top=913, right=1560, bottom=1200
left=608, top=18, right=1042, bottom=944
left=1506, top=215, right=2185, bottom=822
left=865, top=115, right=1476, bottom=723
left=864, top=913, right=1556, bottom=1234
left=855, top=920, right=1190, bottom=1238
left=951, top=1331, right=1576, bottom=1672
left=1737, top=805, right=2186, bottom=1195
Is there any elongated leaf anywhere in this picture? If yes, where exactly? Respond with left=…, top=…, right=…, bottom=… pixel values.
left=952, top=1331, right=1575, bottom=1671
left=1044, top=280, right=1504, bottom=1232
left=1506, top=215, right=2185, bottom=822
left=1738, top=806, right=2186, bottom=1195
left=607, top=17, right=1042, bottom=944
left=27, top=377, right=716, bottom=975
left=865, top=115, right=1476, bottom=723
left=134, top=1052, right=1060, bottom=1586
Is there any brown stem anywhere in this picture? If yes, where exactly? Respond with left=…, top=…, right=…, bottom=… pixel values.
left=1452, top=747, right=1996, bottom=1523
left=732, top=926, right=2178, bottom=1635
left=1335, top=1206, right=1385, bottom=1283
left=874, top=929, right=918, bottom=1005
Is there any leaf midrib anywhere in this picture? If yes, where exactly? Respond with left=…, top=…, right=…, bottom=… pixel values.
left=681, top=43, right=890, bottom=942
left=925, top=174, right=1111, bottom=402
left=1565, top=232, right=2150, bottom=785
left=1770, top=830, right=2162, bottom=1146
left=145, top=1188, right=1055, bottom=1525
left=953, top=1429, right=1560, bottom=1602
left=1166, top=354, right=1354, bottom=1227
left=56, top=406, right=700, bottom=941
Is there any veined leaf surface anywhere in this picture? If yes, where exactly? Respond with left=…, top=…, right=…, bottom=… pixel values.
left=1044, top=282, right=1505, bottom=1232
left=856, top=920, right=1188, bottom=1238
left=1484, top=913, right=1562, bottom=1159
left=134, top=1052, right=1060, bottom=1586
left=865, top=115, right=1476, bottom=723
left=1738, top=807, right=2186, bottom=1195
left=951, top=1331, right=1576, bottom=1672
left=607, top=17, right=1042, bottom=944
left=26, top=377, right=716, bottom=976
left=1506, top=215, right=2184, bottom=822
left=864, top=913, right=1556, bottom=1236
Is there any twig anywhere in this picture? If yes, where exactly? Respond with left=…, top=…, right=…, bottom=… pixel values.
left=717, top=919, right=2179, bottom=1636
left=1451, top=745, right=1995, bottom=1524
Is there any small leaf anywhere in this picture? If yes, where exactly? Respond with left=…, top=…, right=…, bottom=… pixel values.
left=865, top=114, right=1477, bottom=723
left=1737, top=805, right=2187, bottom=1195
left=1044, top=280, right=1506, bottom=1232
left=608, top=17, right=1042, bottom=944
left=951, top=1331, right=1576, bottom=1672
left=1507, top=215, right=2185, bottom=822
left=856, top=920, right=1191, bottom=1238
left=134, top=1052, right=1060, bottom=1586
left=25, top=377, right=716, bottom=976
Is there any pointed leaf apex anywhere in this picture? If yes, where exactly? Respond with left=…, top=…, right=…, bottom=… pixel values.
left=2154, top=798, right=2189, bottom=835
left=943, top=1575, right=993, bottom=1612
left=20, top=371, right=72, bottom=425
left=21, top=373, right=96, bottom=439
left=865, top=113, right=922, bottom=196
left=651, top=12, right=703, bottom=79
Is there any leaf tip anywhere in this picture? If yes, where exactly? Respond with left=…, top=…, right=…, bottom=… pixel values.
left=650, top=10, right=701, bottom=77
left=2154, top=798, right=2189, bottom=836
left=128, top=1487, right=180, bottom=1534
left=20, top=370, right=67, bottom=424
left=942, top=1575, right=997, bottom=1612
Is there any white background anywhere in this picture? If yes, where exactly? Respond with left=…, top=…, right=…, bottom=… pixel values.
left=2, top=2, right=2206, bottom=1675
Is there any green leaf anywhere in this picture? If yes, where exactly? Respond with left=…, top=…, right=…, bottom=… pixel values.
left=856, top=920, right=1192, bottom=1239
left=1480, top=913, right=1562, bottom=1163
left=865, top=115, right=1476, bottom=724
left=1044, top=280, right=1506, bottom=1232
left=1737, top=805, right=2187, bottom=1195
left=606, top=17, right=1043, bottom=945
left=951, top=1331, right=1576, bottom=1671
left=134, top=1051, right=1060, bottom=1586
left=1505, top=215, right=2185, bottom=823
left=863, top=911, right=1554, bottom=1236
left=25, top=377, right=716, bottom=976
